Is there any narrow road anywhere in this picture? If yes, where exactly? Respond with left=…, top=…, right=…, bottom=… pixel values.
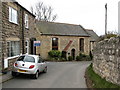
left=3, top=61, right=91, bottom=88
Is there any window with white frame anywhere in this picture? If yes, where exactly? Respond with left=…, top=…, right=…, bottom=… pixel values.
left=25, top=14, right=29, bottom=28
left=25, top=40, right=29, bottom=54
left=9, top=7, right=18, bottom=24
left=7, top=41, right=20, bottom=57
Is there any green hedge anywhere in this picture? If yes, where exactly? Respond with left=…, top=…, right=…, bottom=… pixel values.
left=48, top=50, right=66, bottom=61
left=68, top=56, right=73, bottom=61
left=48, top=50, right=61, bottom=58
left=76, top=53, right=91, bottom=61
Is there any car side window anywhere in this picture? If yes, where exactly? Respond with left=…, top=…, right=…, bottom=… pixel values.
left=40, top=57, right=45, bottom=62
left=38, top=57, right=42, bottom=63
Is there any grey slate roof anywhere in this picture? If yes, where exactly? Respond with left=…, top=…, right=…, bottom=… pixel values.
left=86, top=29, right=99, bottom=41
left=36, top=21, right=90, bottom=37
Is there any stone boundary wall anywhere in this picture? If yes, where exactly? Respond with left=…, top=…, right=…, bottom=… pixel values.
left=0, top=1, right=2, bottom=71
left=93, top=36, right=120, bottom=85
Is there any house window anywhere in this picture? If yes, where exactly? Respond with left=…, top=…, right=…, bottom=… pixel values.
left=9, top=7, right=18, bottom=24
left=25, top=40, right=29, bottom=54
left=52, top=37, right=58, bottom=50
left=7, top=41, right=20, bottom=57
left=90, top=41, right=95, bottom=51
left=79, top=38, right=84, bottom=52
left=25, top=14, right=29, bottom=28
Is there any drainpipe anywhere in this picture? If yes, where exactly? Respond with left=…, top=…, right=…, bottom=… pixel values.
left=21, top=9, right=25, bottom=54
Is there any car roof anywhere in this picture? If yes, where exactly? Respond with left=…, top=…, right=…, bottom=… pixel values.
left=20, top=54, right=39, bottom=58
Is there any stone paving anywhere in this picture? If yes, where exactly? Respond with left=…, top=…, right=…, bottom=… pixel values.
left=0, top=72, right=13, bottom=84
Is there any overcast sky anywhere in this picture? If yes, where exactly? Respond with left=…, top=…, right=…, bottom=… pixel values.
left=16, top=0, right=119, bottom=36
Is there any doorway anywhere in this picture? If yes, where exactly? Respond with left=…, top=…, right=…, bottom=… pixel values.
left=71, top=49, right=75, bottom=60
left=30, top=38, right=36, bottom=55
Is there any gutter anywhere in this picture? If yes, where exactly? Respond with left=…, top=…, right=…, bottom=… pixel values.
left=41, top=34, right=90, bottom=37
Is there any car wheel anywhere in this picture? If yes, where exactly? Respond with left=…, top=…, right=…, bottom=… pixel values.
left=43, top=67, right=47, bottom=73
left=11, top=71, right=17, bottom=77
left=33, top=71, right=39, bottom=79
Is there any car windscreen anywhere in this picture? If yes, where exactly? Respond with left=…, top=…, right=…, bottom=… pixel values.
left=17, top=56, right=35, bottom=63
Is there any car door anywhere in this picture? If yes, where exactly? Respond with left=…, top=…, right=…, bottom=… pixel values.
left=40, top=57, right=46, bottom=69
left=37, top=57, right=43, bottom=72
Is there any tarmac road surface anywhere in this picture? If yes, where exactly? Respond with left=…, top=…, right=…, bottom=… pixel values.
left=2, top=61, right=91, bottom=88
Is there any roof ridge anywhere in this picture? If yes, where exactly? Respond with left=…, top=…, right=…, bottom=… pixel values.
left=39, top=21, right=82, bottom=26
left=37, top=21, right=90, bottom=37
left=79, top=25, right=90, bottom=36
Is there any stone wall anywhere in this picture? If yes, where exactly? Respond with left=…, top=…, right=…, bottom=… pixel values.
left=1, top=2, right=37, bottom=71
left=0, top=0, right=2, bottom=71
left=93, top=36, right=120, bottom=85
left=2, top=2, right=22, bottom=58
left=37, top=35, right=90, bottom=59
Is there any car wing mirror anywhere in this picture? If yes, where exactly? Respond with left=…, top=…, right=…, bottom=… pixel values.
left=42, top=60, right=45, bottom=63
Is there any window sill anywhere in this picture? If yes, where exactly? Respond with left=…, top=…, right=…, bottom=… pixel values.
left=25, top=27, right=29, bottom=30
left=9, top=21, right=19, bottom=26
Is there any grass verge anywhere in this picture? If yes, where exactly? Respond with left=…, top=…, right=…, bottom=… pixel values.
left=85, top=63, right=120, bottom=88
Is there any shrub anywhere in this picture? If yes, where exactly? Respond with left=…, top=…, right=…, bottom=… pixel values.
left=54, top=57, right=59, bottom=60
left=76, top=56, right=82, bottom=61
left=98, top=32, right=117, bottom=42
left=47, top=57, right=56, bottom=61
left=76, top=53, right=91, bottom=61
left=48, top=50, right=61, bottom=58
left=68, top=56, right=73, bottom=61
left=60, top=57, right=67, bottom=61
left=85, top=55, right=91, bottom=61
left=79, top=53, right=86, bottom=57
left=79, top=53, right=83, bottom=57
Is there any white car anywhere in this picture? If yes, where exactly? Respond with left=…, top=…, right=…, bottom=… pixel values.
left=12, top=54, right=47, bottom=79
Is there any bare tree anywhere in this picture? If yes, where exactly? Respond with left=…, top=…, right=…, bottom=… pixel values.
left=31, top=2, right=57, bottom=22
left=30, top=6, right=34, bottom=14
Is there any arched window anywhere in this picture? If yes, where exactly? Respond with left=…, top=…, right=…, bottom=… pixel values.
left=79, top=38, right=84, bottom=52
left=52, top=37, right=58, bottom=50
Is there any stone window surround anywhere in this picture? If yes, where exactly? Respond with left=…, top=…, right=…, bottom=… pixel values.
left=25, top=40, right=29, bottom=54
left=9, top=6, right=18, bottom=24
left=52, top=37, right=58, bottom=50
left=7, top=41, right=20, bottom=57
left=6, top=37, right=21, bottom=58
left=79, top=38, right=84, bottom=52
left=25, top=13, right=29, bottom=29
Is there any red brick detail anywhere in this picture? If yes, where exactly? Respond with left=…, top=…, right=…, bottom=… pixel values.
left=63, top=40, right=73, bottom=51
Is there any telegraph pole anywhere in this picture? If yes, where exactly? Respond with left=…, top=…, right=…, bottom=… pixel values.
left=105, top=3, right=107, bottom=35
left=118, top=1, right=120, bottom=34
